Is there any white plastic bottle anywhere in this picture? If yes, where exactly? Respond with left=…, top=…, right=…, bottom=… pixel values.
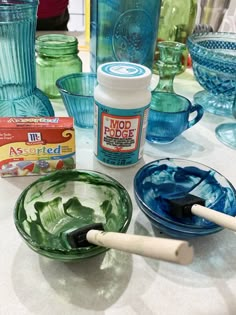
left=94, top=62, right=152, bottom=167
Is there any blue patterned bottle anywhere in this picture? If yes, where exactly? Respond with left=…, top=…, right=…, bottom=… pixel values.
left=0, top=0, right=54, bottom=117
left=90, top=0, right=161, bottom=72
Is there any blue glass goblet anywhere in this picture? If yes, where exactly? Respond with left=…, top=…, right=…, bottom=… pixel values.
left=215, top=94, right=236, bottom=149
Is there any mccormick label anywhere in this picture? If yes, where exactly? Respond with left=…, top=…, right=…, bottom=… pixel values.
left=94, top=102, right=149, bottom=167
left=0, top=117, right=76, bottom=177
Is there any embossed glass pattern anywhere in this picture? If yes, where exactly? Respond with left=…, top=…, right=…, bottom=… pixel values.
left=90, top=0, right=161, bottom=72
left=187, top=32, right=236, bottom=117
left=0, top=0, right=54, bottom=117
left=14, top=170, right=132, bottom=261
left=134, top=158, right=236, bottom=238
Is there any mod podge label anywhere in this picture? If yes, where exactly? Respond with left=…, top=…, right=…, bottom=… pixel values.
left=94, top=102, right=149, bottom=167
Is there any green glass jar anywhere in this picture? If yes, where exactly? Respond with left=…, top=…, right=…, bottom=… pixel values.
left=36, top=34, right=82, bottom=99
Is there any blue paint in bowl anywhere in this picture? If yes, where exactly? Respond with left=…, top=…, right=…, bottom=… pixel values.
left=134, top=158, right=236, bottom=238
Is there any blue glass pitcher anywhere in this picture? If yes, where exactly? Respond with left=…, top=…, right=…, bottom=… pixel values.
left=90, top=0, right=161, bottom=72
left=0, top=0, right=54, bottom=117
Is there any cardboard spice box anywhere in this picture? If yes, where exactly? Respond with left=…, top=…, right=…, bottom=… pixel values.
left=0, top=117, right=76, bottom=177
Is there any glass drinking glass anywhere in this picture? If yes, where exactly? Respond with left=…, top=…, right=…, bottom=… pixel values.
left=56, top=73, right=97, bottom=129
left=215, top=94, right=236, bottom=149
left=0, top=0, right=54, bottom=117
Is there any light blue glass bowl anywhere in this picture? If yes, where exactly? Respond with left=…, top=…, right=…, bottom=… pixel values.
left=56, top=73, right=97, bottom=128
left=187, top=32, right=236, bottom=117
left=134, top=158, right=236, bottom=239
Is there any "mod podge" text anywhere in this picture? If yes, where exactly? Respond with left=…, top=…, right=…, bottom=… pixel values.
left=104, top=119, right=135, bottom=138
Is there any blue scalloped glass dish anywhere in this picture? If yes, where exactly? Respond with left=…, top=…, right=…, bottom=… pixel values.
left=187, top=32, right=236, bottom=117
left=134, top=158, right=236, bottom=238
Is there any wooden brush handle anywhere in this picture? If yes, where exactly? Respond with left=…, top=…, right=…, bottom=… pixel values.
left=192, top=204, right=236, bottom=231
left=86, top=230, right=193, bottom=265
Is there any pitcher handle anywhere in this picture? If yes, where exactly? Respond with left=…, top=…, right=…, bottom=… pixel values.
left=187, top=104, right=204, bottom=129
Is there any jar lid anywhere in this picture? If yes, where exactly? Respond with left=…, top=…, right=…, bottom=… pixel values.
left=97, top=62, right=152, bottom=90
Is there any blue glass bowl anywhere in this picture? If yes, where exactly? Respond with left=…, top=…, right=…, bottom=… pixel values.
left=56, top=73, right=97, bottom=128
left=134, top=158, right=236, bottom=238
left=187, top=32, right=236, bottom=117
left=14, top=170, right=132, bottom=261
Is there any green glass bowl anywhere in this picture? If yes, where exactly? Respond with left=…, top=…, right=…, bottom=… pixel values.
left=14, top=170, right=132, bottom=261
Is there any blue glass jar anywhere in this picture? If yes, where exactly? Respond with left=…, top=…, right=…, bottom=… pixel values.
left=90, top=0, right=161, bottom=72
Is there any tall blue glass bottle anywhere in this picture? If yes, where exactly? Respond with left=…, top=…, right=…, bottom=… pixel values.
left=90, top=0, right=161, bottom=72
left=0, top=0, right=54, bottom=117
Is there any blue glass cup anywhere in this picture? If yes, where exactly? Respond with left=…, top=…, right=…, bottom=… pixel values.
left=56, top=73, right=97, bottom=129
left=146, top=92, right=204, bottom=144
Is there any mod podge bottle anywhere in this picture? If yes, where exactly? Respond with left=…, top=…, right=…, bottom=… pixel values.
left=94, top=62, right=152, bottom=167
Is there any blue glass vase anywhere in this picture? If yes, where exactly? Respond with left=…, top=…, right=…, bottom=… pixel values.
left=90, top=0, right=161, bottom=72
left=0, top=0, right=54, bottom=117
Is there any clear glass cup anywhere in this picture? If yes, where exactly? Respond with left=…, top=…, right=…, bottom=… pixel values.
left=36, top=34, right=83, bottom=99
left=0, top=0, right=54, bottom=117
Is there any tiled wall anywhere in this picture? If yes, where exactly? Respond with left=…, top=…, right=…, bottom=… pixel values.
left=67, top=0, right=235, bottom=32
left=68, top=0, right=85, bottom=32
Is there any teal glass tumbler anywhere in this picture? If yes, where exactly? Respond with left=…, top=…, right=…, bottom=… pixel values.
left=56, top=73, right=97, bottom=129
left=90, top=0, right=161, bottom=72
left=0, top=0, right=54, bottom=117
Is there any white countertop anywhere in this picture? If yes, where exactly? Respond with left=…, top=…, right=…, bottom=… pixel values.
left=1, top=45, right=236, bottom=315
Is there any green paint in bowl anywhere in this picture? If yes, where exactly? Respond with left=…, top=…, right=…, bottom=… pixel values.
left=14, top=170, right=132, bottom=261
